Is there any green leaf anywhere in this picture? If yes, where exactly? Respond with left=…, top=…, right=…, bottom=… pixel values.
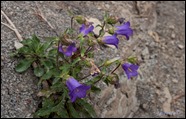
left=48, top=48, right=57, bottom=57
left=91, top=85, right=101, bottom=93
left=71, top=57, right=81, bottom=66
left=59, top=64, right=70, bottom=74
left=38, top=41, right=54, bottom=54
left=52, top=77, right=61, bottom=85
left=76, top=99, right=97, bottom=118
left=18, top=46, right=33, bottom=54
left=20, top=38, right=33, bottom=46
left=31, top=34, right=40, bottom=53
left=80, top=48, right=86, bottom=57
left=74, top=103, right=91, bottom=118
left=52, top=91, right=69, bottom=118
left=67, top=103, right=80, bottom=118
left=15, top=58, right=34, bottom=73
left=104, top=12, right=109, bottom=21
left=45, top=36, right=59, bottom=42
left=35, top=98, right=55, bottom=117
left=32, top=34, right=40, bottom=43
left=41, top=70, right=53, bottom=80
left=34, top=67, right=44, bottom=77
left=37, top=89, right=55, bottom=98
left=41, top=60, right=54, bottom=69
left=51, top=81, right=64, bottom=92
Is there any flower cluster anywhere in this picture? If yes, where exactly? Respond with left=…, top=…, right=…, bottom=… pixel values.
left=58, top=18, right=139, bottom=102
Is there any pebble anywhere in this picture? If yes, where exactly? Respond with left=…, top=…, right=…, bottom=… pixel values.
left=178, top=44, right=184, bottom=49
left=142, top=103, right=147, bottom=109
left=172, top=79, right=178, bottom=83
left=171, top=33, right=176, bottom=39
left=169, top=25, right=175, bottom=29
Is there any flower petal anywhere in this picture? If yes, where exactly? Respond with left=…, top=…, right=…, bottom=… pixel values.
left=102, top=34, right=119, bottom=48
left=58, top=44, right=63, bottom=53
left=116, top=21, right=130, bottom=30
left=66, top=77, right=81, bottom=92
left=115, top=21, right=133, bottom=40
left=122, top=63, right=139, bottom=79
left=79, top=24, right=85, bottom=33
left=130, top=64, right=139, bottom=70
left=79, top=24, right=94, bottom=36
left=58, top=43, right=77, bottom=57
left=76, top=85, right=91, bottom=98
left=69, top=92, right=77, bottom=103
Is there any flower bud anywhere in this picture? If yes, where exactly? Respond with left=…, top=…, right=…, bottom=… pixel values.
left=74, top=15, right=86, bottom=24
left=127, top=57, right=138, bottom=64
left=104, top=57, right=121, bottom=66
left=106, top=16, right=118, bottom=24
left=108, top=27, right=115, bottom=34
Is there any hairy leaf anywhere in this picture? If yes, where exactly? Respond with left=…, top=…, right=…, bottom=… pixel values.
left=34, top=67, right=44, bottom=77
left=15, top=58, right=34, bottom=73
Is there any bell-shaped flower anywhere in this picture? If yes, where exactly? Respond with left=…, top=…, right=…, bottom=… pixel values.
left=102, top=34, right=119, bottom=48
left=66, top=77, right=91, bottom=102
left=58, top=43, right=77, bottom=57
left=79, top=23, right=94, bottom=36
left=115, top=21, right=133, bottom=40
left=122, top=63, right=139, bottom=79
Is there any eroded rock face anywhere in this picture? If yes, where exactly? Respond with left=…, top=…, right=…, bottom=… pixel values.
left=90, top=69, right=139, bottom=118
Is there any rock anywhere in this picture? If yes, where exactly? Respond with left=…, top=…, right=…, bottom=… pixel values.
left=142, top=103, right=148, bottom=109
left=86, top=17, right=102, bottom=36
left=148, top=31, right=160, bottom=42
left=171, top=33, right=176, bottom=39
left=142, top=47, right=149, bottom=59
left=172, top=79, right=178, bottom=83
left=14, top=41, right=23, bottom=49
left=177, top=44, right=184, bottom=49
left=162, top=87, right=172, bottom=113
left=169, top=25, right=175, bottom=29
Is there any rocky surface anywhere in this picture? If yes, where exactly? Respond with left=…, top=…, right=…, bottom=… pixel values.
left=1, top=1, right=185, bottom=118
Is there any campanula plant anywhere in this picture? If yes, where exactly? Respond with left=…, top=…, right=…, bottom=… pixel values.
left=13, top=12, right=140, bottom=118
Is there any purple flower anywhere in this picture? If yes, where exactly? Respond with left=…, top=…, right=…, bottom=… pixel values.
left=102, top=34, right=119, bottom=48
left=79, top=23, right=94, bottom=36
left=66, top=77, right=91, bottom=102
left=122, top=63, right=139, bottom=79
left=115, top=21, right=133, bottom=40
left=58, top=43, right=77, bottom=57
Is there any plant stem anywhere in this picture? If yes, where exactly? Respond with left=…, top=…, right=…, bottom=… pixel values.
left=85, top=46, right=92, bottom=55
left=93, top=75, right=104, bottom=84
left=110, top=63, right=121, bottom=74
left=56, top=41, right=60, bottom=69
left=97, top=21, right=106, bottom=38
left=71, top=17, right=74, bottom=29
left=79, top=74, right=91, bottom=81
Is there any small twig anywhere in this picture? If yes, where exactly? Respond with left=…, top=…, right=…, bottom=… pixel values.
left=56, top=41, right=60, bottom=69
left=93, top=75, right=104, bottom=84
left=71, top=16, right=74, bottom=29
left=110, top=63, right=121, bottom=74
left=172, top=92, right=185, bottom=103
left=34, top=2, right=58, bottom=36
left=1, top=10, right=23, bottom=41
left=80, top=74, right=92, bottom=81
left=84, top=46, right=93, bottom=55
left=97, top=21, right=106, bottom=38
left=1, top=22, right=13, bottom=29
